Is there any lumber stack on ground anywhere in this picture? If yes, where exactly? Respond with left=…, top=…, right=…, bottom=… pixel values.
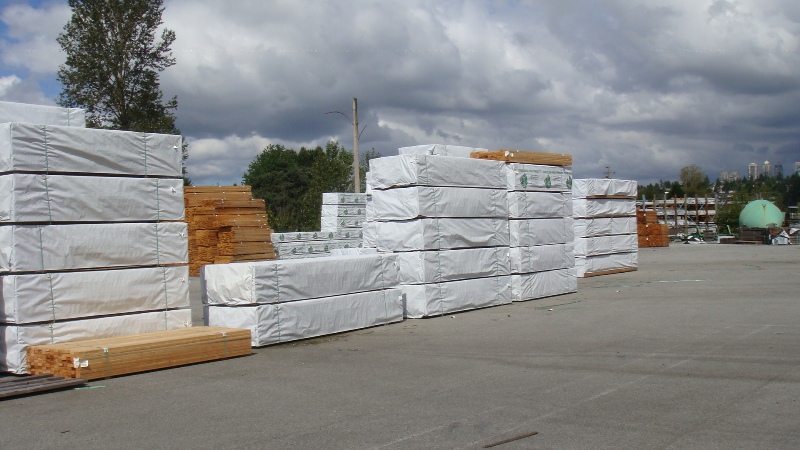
left=637, top=211, right=669, bottom=247
left=471, top=150, right=573, bottom=167
left=27, top=327, right=251, bottom=380
left=184, top=186, right=276, bottom=275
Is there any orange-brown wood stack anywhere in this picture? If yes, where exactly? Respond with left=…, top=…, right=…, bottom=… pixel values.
left=637, top=210, right=669, bottom=247
left=185, top=186, right=276, bottom=275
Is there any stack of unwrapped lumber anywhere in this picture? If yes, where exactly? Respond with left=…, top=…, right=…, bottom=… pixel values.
left=471, top=149, right=573, bottom=167
left=1, top=102, right=191, bottom=374
left=203, top=254, right=404, bottom=346
left=184, top=186, right=275, bottom=275
left=572, top=179, right=639, bottom=277
left=637, top=209, right=669, bottom=247
left=27, top=327, right=251, bottom=380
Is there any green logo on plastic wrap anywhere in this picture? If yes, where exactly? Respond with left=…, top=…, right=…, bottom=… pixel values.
left=327, top=232, right=334, bottom=239
left=545, top=175, right=552, bottom=189
left=520, top=173, right=528, bottom=188
left=566, top=176, right=573, bottom=189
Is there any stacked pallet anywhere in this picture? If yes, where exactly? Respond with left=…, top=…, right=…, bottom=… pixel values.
left=572, top=179, right=639, bottom=277
left=184, top=186, right=275, bottom=275
left=368, top=153, right=513, bottom=318
left=637, top=209, right=670, bottom=247
left=27, top=327, right=251, bottom=380
left=503, top=159, right=577, bottom=302
left=202, top=254, right=403, bottom=346
left=1, top=106, right=191, bottom=374
left=321, top=192, right=367, bottom=232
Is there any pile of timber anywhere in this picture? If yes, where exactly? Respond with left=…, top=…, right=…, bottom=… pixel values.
left=0, top=374, right=87, bottom=399
left=471, top=150, right=573, bottom=167
left=185, top=186, right=276, bottom=275
left=637, top=210, right=670, bottom=247
left=27, top=327, right=251, bottom=380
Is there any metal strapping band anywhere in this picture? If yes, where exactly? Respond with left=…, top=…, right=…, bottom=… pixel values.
left=103, top=347, right=111, bottom=379
left=221, top=332, right=228, bottom=357
left=143, top=133, right=148, bottom=176
left=41, top=126, right=53, bottom=223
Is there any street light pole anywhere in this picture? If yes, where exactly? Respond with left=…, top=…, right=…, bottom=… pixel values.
left=352, top=98, right=360, bottom=193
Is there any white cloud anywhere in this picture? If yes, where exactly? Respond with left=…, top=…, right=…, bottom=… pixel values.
left=0, top=2, right=70, bottom=74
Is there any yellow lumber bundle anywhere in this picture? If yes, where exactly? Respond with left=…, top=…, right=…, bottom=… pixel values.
left=27, top=327, right=252, bottom=380
left=185, top=186, right=276, bottom=275
left=470, top=150, right=572, bottom=166
left=637, top=210, right=669, bottom=247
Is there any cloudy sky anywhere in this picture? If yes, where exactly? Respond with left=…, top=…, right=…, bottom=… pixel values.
left=1, top=0, right=799, bottom=187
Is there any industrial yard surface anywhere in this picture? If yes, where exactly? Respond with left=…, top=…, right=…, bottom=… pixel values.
left=2, top=244, right=799, bottom=449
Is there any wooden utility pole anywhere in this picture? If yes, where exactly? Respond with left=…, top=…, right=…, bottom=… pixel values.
left=353, top=98, right=360, bottom=193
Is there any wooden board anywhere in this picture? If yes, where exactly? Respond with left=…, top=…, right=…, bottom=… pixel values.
left=0, top=374, right=87, bottom=399
left=470, top=150, right=572, bottom=166
left=27, top=327, right=252, bottom=380
left=581, top=267, right=638, bottom=278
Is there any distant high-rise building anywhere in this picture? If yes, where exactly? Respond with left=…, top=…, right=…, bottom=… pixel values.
left=748, top=163, right=758, bottom=180
left=775, top=163, right=783, bottom=178
left=763, top=160, right=772, bottom=178
left=720, top=170, right=729, bottom=182
left=795, top=162, right=800, bottom=175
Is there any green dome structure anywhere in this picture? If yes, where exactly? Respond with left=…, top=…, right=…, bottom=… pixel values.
left=739, top=200, right=785, bottom=228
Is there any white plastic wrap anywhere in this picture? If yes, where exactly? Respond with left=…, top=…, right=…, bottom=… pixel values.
left=321, top=216, right=363, bottom=231
left=506, top=164, right=573, bottom=192
left=572, top=198, right=636, bottom=218
left=2, top=308, right=192, bottom=374
left=205, top=289, right=404, bottom=347
left=397, top=144, right=488, bottom=158
left=374, top=218, right=510, bottom=252
left=509, top=218, right=574, bottom=247
left=396, top=247, right=511, bottom=285
left=575, top=251, right=638, bottom=277
left=368, top=154, right=506, bottom=190
left=573, top=233, right=638, bottom=257
left=509, top=243, right=575, bottom=274
left=0, top=122, right=183, bottom=176
left=371, top=186, right=508, bottom=220
left=0, top=174, right=184, bottom=223
left=0, top=101, right=85, bottom=127
left=1, top=266, right=189, bottom=324
left=321, top=205, right=366, bottom=218
left=572, top=178, right=637, bottom=198
left=201, top=253, right=400, bottom=306
left=363, top=220, right=377, bottom=248
left=0, top=222, right=188, bottom=273
left=511, top=268, right=577, bottom=302
left=329, top=248, right=378, bottom=256
left=322, top=192, right=368, bottom=205
left=271, top=229, right=362, bottom=243
left=507, top=191, right=572, bottom=219
left=402, top=275, right=512, bottom=318
left=573, top=216, right=637, bottom=238
left=274, top=239, right=363, bottom=259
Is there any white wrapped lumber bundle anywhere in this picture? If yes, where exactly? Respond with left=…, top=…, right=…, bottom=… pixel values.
left=329, top=248, right=378, bottom=256
left=402, top=276, right=512, bottom=318
left=572, top=198, right=636, bottom=218
left=505, top=163, right=573, bottom=192
left=201, top=253, right=400, bottom=306
left=573, top=216, right=637, bottom=238
left=27, top=326, right=251, bottom=380
left=509, top=243, right=575, bottom=274
left=205, top=289, right=404, bottom=347
left=374, top=218, right=510, bottom=252
left=398, top=144, right=488, bottom=158
left=1, top=308, right=192, bottom=374
left=0, top=101, right=85, bottom=127
left=0, top=122, right=183, bottom=177
left=572, top=178, right=637, bottom=199
left=507, top=191, right=572, bottom=219
left=1, top=266, right=189, bottom=324
left=573, top=234, right=638, bottom=258
left=0, top=222, right=188, bottom=273
left=368, top=154, right=505, bottom=190
left=271, top=229, right=363, bottom=243
left=0, top=174, right=184, bottom=223
left=509, top=218, right=574, bottom=247
left=511, top=268, right=577, bottom=302
left=575, top=251, right=638, bottom=277
left=396, top=247, right=511, bottom=285
left=321, top=216, right=364, bottom=231
left=320, top=205, right=366, bottom=218
left=322, top=192, right=368, bottom=205
left=274, top=239, right=363, bottom=260
left=370, top=186, right=508, bottom=220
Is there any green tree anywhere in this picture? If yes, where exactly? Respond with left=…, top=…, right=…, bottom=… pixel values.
left=679, top=164, right=708, bottom=196
left=56, top=0, right=189, bottom=183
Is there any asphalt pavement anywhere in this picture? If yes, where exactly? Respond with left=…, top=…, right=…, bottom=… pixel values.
left=1, top=243, right=799, bottom=449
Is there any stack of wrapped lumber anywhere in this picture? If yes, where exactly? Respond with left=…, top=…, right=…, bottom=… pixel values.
left=320, top=192, right=367, bottom=232
left=202, top=254, right=403, bottom=346
left=368, top=153, right=512, bottom=318
left=572, top=179, right=639, bottom=277
left=0, top=100, right=85, bottom=127
left=27, top=326, right=251, bottom=380
left=1, top=106, right=190, bottom=374
left=637, top=209, right=669, bottom=247
left=501, top=158, right=577, bottom=302
left=184, top=186, right=275, bottom=275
